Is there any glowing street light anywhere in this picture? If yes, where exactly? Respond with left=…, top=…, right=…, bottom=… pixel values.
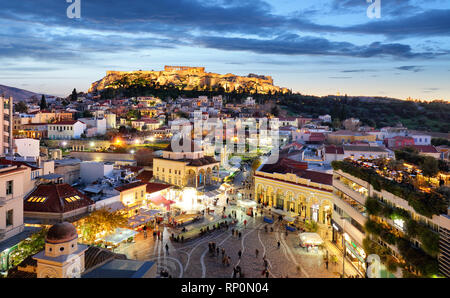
left=62, top=141, right=67, bottom=147
left=90, top=141, right=95, bottom=147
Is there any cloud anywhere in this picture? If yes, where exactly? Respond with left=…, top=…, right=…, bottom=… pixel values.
left=331, top=0, right=420, bottom=16
left=0, top=0, right=448, bottom=64
left=395, top=65, right=424, bottom=72
left=346, top=9, right=450, bottom=37
left=341, top=69, right=375, bottom=73
left=195, top=34, right=437, bottom=58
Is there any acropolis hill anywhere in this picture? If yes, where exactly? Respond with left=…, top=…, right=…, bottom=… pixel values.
left=89, top=66, right=290, bottom=94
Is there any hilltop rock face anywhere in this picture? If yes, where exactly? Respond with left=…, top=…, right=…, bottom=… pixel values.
left=89, top=66, right=290, bottom=94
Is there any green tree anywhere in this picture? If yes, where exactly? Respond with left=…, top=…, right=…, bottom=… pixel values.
left=270, top=105, right=280, bottom=116
left=40, top=95, right=47, bottom=110
left=14, top=101, right=28, bottom=113
left=70, top=88, right=78, bottom=101
left=77, top=208, right=128, bottom=244
left=9, top=228, right=48, bottom=267
left=421, top=156, right=439, bottom=177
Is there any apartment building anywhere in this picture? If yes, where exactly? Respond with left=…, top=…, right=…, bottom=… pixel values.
left=0, top=96, right=14, bottom=156
left=0, top=164, right=33, bottom=242
left=331, top=159, right=450, bottom=277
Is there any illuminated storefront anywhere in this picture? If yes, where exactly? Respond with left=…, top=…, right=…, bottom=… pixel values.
left=331, top=219, right=367, bottom=276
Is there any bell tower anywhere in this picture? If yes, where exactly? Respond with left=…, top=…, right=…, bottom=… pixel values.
left=33, top=222, right=88, bottom=278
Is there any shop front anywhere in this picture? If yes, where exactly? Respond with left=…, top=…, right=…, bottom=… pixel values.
left=311, top=204, right=319, bottom=222
left=331, top=219, right=366, bottom=276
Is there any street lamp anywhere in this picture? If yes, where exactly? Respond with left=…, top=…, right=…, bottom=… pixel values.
left=341, top=217, right=346, bottom=278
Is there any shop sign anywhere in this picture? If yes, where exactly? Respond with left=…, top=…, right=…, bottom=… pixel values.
left=345, top=241, right=365, bottom=263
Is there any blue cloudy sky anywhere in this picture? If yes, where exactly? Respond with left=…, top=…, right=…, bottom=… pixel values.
left=0, top=0, right=449, bottom=100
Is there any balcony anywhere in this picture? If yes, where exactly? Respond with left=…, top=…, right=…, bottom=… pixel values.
left=0, top=194, right=16, bottom=206
left=333, top=194, right=367, bottom=226
left=333, top=178, right=367, bottom=206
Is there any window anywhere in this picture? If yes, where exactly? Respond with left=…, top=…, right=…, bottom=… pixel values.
left=6, top=180, right=13, bottom=195
left=6, top=209, right=13, bottom=226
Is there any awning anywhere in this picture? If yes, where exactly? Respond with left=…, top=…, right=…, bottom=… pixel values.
left=103, top=228, right=137, bottom=245
left=204, top=190, right=221, bottom=198
left=299, top=232, right=324, bottom=246
left=149, top=195, right=175, bottom=206
left=237, top=199, right=257, bottom=207
left=271, top=209, right=289, bottom=216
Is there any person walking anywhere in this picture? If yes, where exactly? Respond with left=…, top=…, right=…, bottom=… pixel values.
left=255, top=248, right=259, bottom=258
left=244, top=219, right=247, bottom=227
left=222, top=248, right=225, bottom=257
left=143, top=226, right=147, bottom=239
left=277, top=241, right=280, bottom=249
left=238, top=250, right=242, bottom=259
left=165, top=243, right=169, bottom=255
left=238, top=231, right=242, bottom=239
left=216, top=247, right=220, bottom=257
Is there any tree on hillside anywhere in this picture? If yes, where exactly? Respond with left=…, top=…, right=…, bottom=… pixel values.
left=421, top=156, right=439, bottom=177
left=70, top=88, right=78, bottom=101
left=40, top=95, right=47, bottom=110
left=271, top=105, right=280, bottom=116
left=14, top=101, right=28, bottom=113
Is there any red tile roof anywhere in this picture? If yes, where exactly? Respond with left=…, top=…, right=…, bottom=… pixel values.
left=259, top=158, right=332, bottom=186
left=0, top=158, right=40, bottom=171
left=49, top=120, right=82, bottom=125
left=136, top=170, right=153, bottom=182
left=114, top=181, right=146, bottom=192
left=309, top=133, right=326, bottom=142
left=146, top=182, right=172, bottom=194
left=324, top=145, right=344, bottom=155
left=412, top=145, right=439, bottom=153
left=24, top=183, right=94, bottom=214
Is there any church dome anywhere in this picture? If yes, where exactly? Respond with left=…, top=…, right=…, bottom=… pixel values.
left=46, top=222, right=78, bottom=244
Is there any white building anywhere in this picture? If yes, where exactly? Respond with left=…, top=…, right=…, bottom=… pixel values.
left=105, top=113, right=117, bottom=129
left=80, top=161, right=114, bottom=184
left=244, top=97, right=256, bottom=106
left=410, top=133, right=431, bottom=145
left=319, top=114, right=332, bottom=123
left=78, top=117, right=106, bottom=136
left=14, top=138, right=40, bottom=159
left=48, top=120, right=86, bottom=140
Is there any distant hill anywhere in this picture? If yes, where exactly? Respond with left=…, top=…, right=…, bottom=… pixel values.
left=0, top=84, right=49, bottom=101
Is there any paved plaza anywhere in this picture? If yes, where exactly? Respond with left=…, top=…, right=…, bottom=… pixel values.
left=115, top=201, right=362, bottom=278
